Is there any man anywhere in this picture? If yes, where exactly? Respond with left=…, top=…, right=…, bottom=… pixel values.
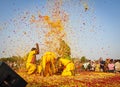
left=99, top=57, right=105, bottom=72
left=40, top=52, right=57, bottom=77
left=26, top=43, right=39, bottom=75
left=115, top=60, right=120, bottom=73
left=58, top=57, right=75, bottom=76
left=83, top=60, right=91, bottom=71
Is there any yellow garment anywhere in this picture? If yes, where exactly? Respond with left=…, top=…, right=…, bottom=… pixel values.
left=59, top=58, right=75, bottom=76
left=26, top=50, right=37, bottom=74
left=95, top=64, right=100, bottom=72
left=40, top=52, right=56, bottom=76
left=42, top=52, right=56, bottom=70
left=26, top=63, right=36, bottom=75
left=37, top=65, right=42, bottom=74
left=27, top=50, right=36, bottom=63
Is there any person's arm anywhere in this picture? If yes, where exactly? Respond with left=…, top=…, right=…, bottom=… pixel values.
left=31, top=55, right=36, bottom=64
left=36, top=43, right=39, bottom=54
left=42, top=56, right=46, bottom=71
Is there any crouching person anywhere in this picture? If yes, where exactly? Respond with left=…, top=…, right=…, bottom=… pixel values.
left=57, top=57, right=75, bottom=76
left=26, top=43, right=39, bottom=75
left=39, top=52, right=57, bottom=77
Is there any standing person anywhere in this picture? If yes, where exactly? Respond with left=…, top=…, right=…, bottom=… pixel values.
left=95, top=60, right=100, bottom=72
left=99, top=57, right=105, bottom=72
left=26, top=43, right=39, bottom=75
left=83, top=60, right=90, bottom=71
left=115, top=60, right=120, bottom=73
left=41, top=52, right=57, bottom=77
left=75, top=61, right=81, bottom=74
left=57, top=57, right=75, bottom=76
left=90, top=61, right=96, bottom=71
left=104, top=58, right=110, bottom=72
left=108, top=59, right=115, bottom=73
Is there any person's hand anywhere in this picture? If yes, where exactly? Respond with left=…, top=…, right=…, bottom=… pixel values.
left=36, top=43, right=38, bottom=46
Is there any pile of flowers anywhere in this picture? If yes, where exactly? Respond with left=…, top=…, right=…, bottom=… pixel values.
left=17, top=70, right=120, bottom=87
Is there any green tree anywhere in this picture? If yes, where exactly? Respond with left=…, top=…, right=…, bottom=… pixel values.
left=57, top=39, right=71, bottom=60
left=80, top=56, right=87, bottom=63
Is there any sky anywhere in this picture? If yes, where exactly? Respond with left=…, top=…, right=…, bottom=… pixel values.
left=0, top=0, right=120, bottom=60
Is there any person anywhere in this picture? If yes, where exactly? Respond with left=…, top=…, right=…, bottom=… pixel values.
left=95, top=60, right=100, bottom=72
left=83, top=60, right=90, bottom=71
left=26, top=43, right=39, bottom=75
left=115, top=60, right=120, bottom=73
left=108, top=59, right=115, bottom=73
left=57, top=57, right=75, bottom=76
left=40, top=52, right=57, bottom=77
left=99, top=57, right=105, bottom=72
left=104, top=58, right=110, bottom=72
left=75, top=61, right=80, bottom=74
left=90, top=61, right=95, bottom=71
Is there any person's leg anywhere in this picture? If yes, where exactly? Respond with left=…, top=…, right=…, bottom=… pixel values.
left=27, top=63, right=36, bottom=75
left=26, top=63, right=30, bottom=72
left=37, top=65, right=42, bottom=74
left=44, top=62, right=51, bottom=76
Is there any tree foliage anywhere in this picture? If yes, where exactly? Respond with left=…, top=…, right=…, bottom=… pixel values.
left=57, top=39, right=71, bottom=60
left=80, top=56, right=87, bottom=63
left=0, top=56, right=25, bottom=65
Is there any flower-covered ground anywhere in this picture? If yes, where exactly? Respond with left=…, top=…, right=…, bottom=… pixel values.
left=17, top=70, right=120, bottom=87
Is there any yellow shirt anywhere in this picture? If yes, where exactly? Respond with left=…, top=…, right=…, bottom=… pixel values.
left=27, top=50, right=36, bottom=63
left=59, top=58, right=71, bottom=66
